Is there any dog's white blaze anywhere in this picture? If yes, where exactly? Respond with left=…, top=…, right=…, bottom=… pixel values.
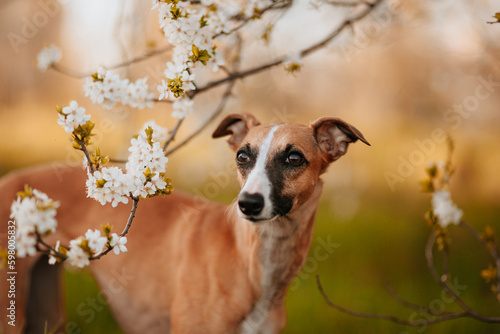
left=239, top=126, right=281, bottom=331
left=240, top=125, right=279, bottom=219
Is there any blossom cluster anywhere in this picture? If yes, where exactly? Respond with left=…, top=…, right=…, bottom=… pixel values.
left=86, top=122, right=173, bottom=207
left=84, top=66, right=155, bottom=110
left=36, top=45, right=61, bottom=72
left=152, top=0, right=272, bottom=118
left=10, top=188, right=59, bottom=257
left=9, top=186, right=129, bottom=268
left=60, top=228, right=128, bottom=268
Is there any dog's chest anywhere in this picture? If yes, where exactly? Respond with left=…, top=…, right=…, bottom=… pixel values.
left=240, top=226, right=297, bottom=333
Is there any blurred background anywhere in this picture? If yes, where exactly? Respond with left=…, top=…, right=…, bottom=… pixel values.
left=1, top=0, right=500, bottom=332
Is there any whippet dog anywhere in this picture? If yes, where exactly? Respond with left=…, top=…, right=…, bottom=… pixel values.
left=0, top=113, right=369, bottom=333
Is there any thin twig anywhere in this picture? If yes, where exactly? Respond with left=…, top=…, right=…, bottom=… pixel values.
left=165, top=82, right=234, bottom=156
left=120, top=196, right=140, bottom=237
left=35, top=232, right=67, bottom=260
left=385, top=286, right=456, bottom=316
left=214, top=0, right=292, bottom=39
left=316, top=275, right=471, bottom=327
left=50, top=45, right=172, bottom=79
left=326, top=0, right=371, bottom=6
left=192, top=0, right=383, bottom=98
left=443, top=243, right=450, bottom=283
left=425, top=232, right=500, bottom=322
left=75, top=137, right=95, bottom=173
left=459, top=220, right=500, bottom=302
left=91, top=196, right=139, bottom=261
left=162, top=118, right=185, bottom=151
left=51, top=64, right=89, bottom=79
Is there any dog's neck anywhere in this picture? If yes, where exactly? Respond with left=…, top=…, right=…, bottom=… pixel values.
left=233, top=180, right=324, bottom=308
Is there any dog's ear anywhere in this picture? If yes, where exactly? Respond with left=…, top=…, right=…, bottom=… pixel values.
left=311, top=117, right=370, bottom=163
left=212, top=113, right=261, bottom=151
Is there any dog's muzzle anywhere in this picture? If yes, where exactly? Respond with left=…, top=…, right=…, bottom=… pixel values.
left=238, top=192, right=265, bottom=219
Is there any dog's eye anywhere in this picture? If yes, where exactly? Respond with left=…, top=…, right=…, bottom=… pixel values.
left=286, top=153, right=303, bottom=165
left=236, top=151, right=250, bottom=163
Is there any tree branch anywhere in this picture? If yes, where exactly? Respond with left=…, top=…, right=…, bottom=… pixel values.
left=191, top=0, right=383, bottom=98
left=214, top=0, right=293, bottom=39
left=50, top=45, right=172, bottom=79
left=316, top=275, right=471, bottom=327
left=75, top=136, right=95, bottom=174
left=162, top=32, right=242, bottom=156
left=35, top=232, right=67, bottom=260
left=165, top=82, right=234, bottom=156
left=425, top=232, right=500, bottom=323
left=459, top=220, right=500, bottom=302
left=316, top=227, right=500, bottom=329
left=162, top=118, right=185, bottom=151
left=325, top=0, right=372, bottom=6
left=91, top=196, right=139, bottom=261
left=120, top=196, right=140, bottom=237
left=385, top=285, right=455, bottom=316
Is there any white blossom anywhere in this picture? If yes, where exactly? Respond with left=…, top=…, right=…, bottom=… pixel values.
left=140, top=120, right=168, bottom=143
left=86, top=126, right=170, bottom=205
left=181, top=70, right=196, bottom=92
left=172, top=98, right=194, bottom=119
left=84, top=67, right=154, bottom=109
left=128, top=78, right=155, bottom=109
left=36, top=45, right=62, bottom=72
left=110, top=233, right=128, bottom=255
left=152, top=0, right=245, bottom=103
left=67, top=238, right=90, bottom=268
left=85, top=229, right=108, bottom=254
left=86, top=168, right=132, bottom=207
left=126, top=136, right=168, bottom=175
left=10, top=188, right=60, bottom=258
left=15, top=231, right=37, bottom=258
left=165, top=62, right=186, bottom=79
left=158, top=79, right=170, bottom=101
left=431, top=189, right=463, bottom=228
left=57, top=100, right=91, bottom=133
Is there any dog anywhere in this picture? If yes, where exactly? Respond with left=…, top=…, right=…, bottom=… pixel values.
left=0, top=113, right=369, bottom=333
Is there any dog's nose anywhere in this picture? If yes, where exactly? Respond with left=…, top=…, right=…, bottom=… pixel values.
left=238, top=192, right=264, bottom=217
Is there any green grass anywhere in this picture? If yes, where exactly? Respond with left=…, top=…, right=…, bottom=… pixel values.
left=63, top=192, right=500, bottom=333
left=64, top=269, right=122, bottom=334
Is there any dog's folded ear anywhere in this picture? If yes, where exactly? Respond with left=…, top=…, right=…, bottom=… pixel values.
left=311, top=117, right=370, bottom=163
left=212, top=113, right=261, bottom=151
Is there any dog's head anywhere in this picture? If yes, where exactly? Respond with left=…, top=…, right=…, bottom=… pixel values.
left=213, top=113, right=370, bottom=222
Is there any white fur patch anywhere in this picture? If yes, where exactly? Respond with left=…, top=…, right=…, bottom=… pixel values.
left=239, top=125, right=279, bottom=219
